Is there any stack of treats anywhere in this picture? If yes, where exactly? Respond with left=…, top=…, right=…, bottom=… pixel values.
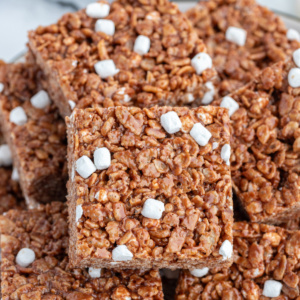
left=1, top=0, right=300, bottom=299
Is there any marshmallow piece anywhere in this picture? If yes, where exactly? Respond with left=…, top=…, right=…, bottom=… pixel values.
left=95, top=19, right=115, bottom=36
left=125, top=298, right=131, bottom=300
left=134, top=35, right=151, bottom=55
left=0, top=82, right=4, bottom=93
left=89, top=267, right=101, bottom=278
left=76, top=155, right=96, bottom=179
left=190, top=268, right=209, bottom=278
left=225, top=26, right=247, bottom=46
left=12, top=167, right=19, bottom=181
left=221, top=144, right=231, bottom=166
left=186, top=93, right=195, bottom=103
left=117, top=88, right=131, bottom=103
left=287, top=28, right=300, bottom=42
left=262, top=280, right=283, bottom=298
left=212, top=142, right=219, bottom=150
left=0, top=144, right=12, bottom=167
left=76, top=204, right=83, bottom=222
left=190, top=123, right=212, bottom=146
left=219, top=240, right=233, bottom=260
left=288, top=68, right=300, bottom=88
left=112, top=245, right=133, bottom=261
left=220, top=96, right=239, bottom=117
left=160, top=111, right=182, bottom=134
left=16, top=248, right=35, bottom=267
left=9, top=106, right=27, bottom=126
left=69, top=100, right=76, bottom=110
left=202, top=82, right=215, bottom=105
left=94, top=60, right=119, bottom=79
left=30, top=90, right=51, bottom=109
left=293, top=49, right=300, bottom=68
left=141, top=198, right=165, bottom=220
left=94, top=147, right=111, bottom=170
left=86, top=2, right=110, bottom=18
left=191, top=53, right=212, bottom=75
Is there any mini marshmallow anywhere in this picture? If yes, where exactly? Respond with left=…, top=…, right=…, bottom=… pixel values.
left=190, top=123, right=212, bottom=146
left=221, top=144, right=231, bottom=166
left=219, top=240, right=233, bottom=260
left=94, top=60, right=119, bottom=79
left=190, top=268, right=209, bottom=278
left=76, top=204, right=83, bottom=222
left=141, top=198, right=165, bottom=220
left=30, top=90, right=51, bottom=109
left=9, top=106, right=27, bottom=126
left=160, top=111, right=182, bottom=134
left=76, top=155, right=96, bottom=179
left=68, top=100, right=76, bottom=110
left=0, top=144, right=12, bottom=167
left=125, top=298, right=131, bottom=300
left=293, top=49, right=300, bottom=68
left=288, top=68, right=300, bottom=88
left=112, top=245, right=133, bottom=261
left=89, top=267, right=101, bottom=278
left=186, top=93, right=195, bottom=103
left=225, top=26, right=247, bottom=46
left=134, top=35, right=151, bottom=55
left=220, top=96, right=239, bottom=117
left=287, top=28, right=300, bottom=42
left=0, top=82, right=4, bottom=93
left=12, top=167, right=19, bottom=181
left=16, top=248, right=35, bottom=267
left=202, top=82, right=215, bottom=105
left=86, top=2, right=110, bottom=18
left=95, top=19, right=115, bottom=36
left=262, top=280, right=283, bottom=298
left=94, top=147, right=111, bottom=170
left=212, top=142, right=219, bottom=150
left=191, top=53, right=212, bottom=75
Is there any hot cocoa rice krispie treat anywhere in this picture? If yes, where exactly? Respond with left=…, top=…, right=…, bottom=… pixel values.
left=0, top=63, right=67, bottom=208
left=28, top=0, right=216, bottom=118
left=67, top=105, right=233, bottom=270
left=0, top=202, right=164, bottom=300
left=176, top=222, right=300, bottom=299
left=186, top=0, right=300, bottom=99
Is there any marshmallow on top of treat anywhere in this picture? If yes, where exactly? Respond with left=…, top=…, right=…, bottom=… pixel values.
left=86, top=2, right=110, bottom=18
left=94, top=147, right=111, bottom=170
left=220, top=96, right=239, bottom=117
left=287, top=28, right=300, bottom=42
left=262, top=280, right=283, bottom=298
left=141, top=198, right=165, bottom=220
left=9, top=106, right=27, bottom=126
left=221, top=144, right=231, bottom=166
left=112, top=245, right=133, bottom=261
left=95, top=19, right=115, bottom=36
left=134, top=35, right=151, bottom=55
left=0, top=144, right=12, bottom=167
left=76, top=155, right=96, bottom=179
left=30, top=90, right=51, bottom=109
left=212, top=142, right=219, bottom=150
left=160, top=111, right=182, bottom=134
left=190, top=268, right=209, bottom=278
left=202, top=82, right=215, bottom=105
left=225, top=26, right=247, bottom=46
left=76, top=204, right=83, bottom=222
left=190, top=123, right=212, bottom=146
left=219, top=240, right=233, bottom=260
left=89, top=267, right=102, bottom=278
left=191, top=53, right=212, bottom=75
left=288, top=68, right=300, bottom=88
left=12, top=167, right=19, bottom=181
left=94, top=60, right=119, bottom=79
left=293, top=49, right=300, bottom=68
left=68, top=100, right=76, bottom=110
left=16, top=248, right=36, bottom=267
left=0, top=82, right=4, bottom=93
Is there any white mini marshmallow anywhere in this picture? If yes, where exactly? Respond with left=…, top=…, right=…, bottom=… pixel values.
left=12, top=167, right=19, bottom=181
left=219, top=240, right=233, bottom=260
left=76, top=155, right=96, bottom=178
left=288, top=68, right=300, bottom=88
left=94, top=147, right=111, bottom=170
left=76, top=204, right=83, bottom=222
left=191, top=53, right=212, bottom=75
left=225, top=26, right=247, bottom=46
left=160, top=111, right=182, bottom=134
left=134, top=35, right=151, bottom=55
left=16, top=248, right=35, bottom=267
left=262, top=280, right=283, bottom=298
left=287, top=28, right=300, bottom=42
left=89, top=267, right=101, bottom=278
left=202, top=82, right=215, bottom=105
left=186, top=93, right=195, bottom=103
left=69, top=100, right=76, bottom=110
left=112, top=245, right=133, bottom=261
left=221, top=144, right=231, bottom=166
left=293, top=49, right=300, bottom=68
left=86, top=2, right=110, bottom=18
left=190, top=123, right=212, bottom=146
left=0, top=82, right=4, bottom=93
left=212, top=142, right=219, bottom=150
left=30, top=90, right=51, bottom=109
left=0, top=144, right=12, bottom=167
left=141, top=198, right=165, bottom=220
left=9, top=106, right=27, bottom=126
left=220, top=96, right=239, bottom=117
left=95, top=19, right=115, bottom=36
left=190, top=268, right=209, bottom=278
left=94, top=60, right=119, bottom=79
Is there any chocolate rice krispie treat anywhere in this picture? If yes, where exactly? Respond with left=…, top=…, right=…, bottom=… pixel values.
left=0, top=63, right=67, bottom=208
left=0, top=202, right=164, bottom=299
left=28, top=0, right=216, bottom=118
left=176, top=222, right=300, bottom=299
left=66, top=105, right=233, bottom=270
